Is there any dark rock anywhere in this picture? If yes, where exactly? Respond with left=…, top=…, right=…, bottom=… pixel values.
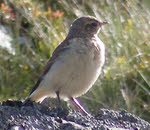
left=0, top=100, right=149, bottom=130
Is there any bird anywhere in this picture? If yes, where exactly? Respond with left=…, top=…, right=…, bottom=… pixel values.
left=24, top=16, right=107, bottom=115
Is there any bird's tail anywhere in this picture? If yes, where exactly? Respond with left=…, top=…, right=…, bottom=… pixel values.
left=22, top=98, right=31, bottom=105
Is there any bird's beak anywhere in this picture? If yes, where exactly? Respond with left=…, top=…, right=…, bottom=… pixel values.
left=99, top=21, right=108, bottom=26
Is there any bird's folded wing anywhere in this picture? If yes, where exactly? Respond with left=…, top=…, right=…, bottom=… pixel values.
left=29, top=39, right=70, bottom=96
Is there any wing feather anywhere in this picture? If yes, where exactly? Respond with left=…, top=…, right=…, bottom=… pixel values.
left=29, top=39, right=70, bottom=96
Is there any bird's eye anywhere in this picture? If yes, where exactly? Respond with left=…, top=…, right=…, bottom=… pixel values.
left=91, top=22, right=97, bottom=27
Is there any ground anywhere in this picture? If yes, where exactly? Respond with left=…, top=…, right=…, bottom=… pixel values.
left=0, top=100, right=149, bottom=130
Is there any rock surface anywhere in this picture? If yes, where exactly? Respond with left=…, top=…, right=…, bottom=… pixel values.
left=0, top=100, right=149, bottom=130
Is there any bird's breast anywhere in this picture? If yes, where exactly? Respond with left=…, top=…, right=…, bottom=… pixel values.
left=68, top=37, right=105, bottom=67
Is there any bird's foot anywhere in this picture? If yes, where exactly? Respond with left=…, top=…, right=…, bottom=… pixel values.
left=55, top=105, right=69, bottom=118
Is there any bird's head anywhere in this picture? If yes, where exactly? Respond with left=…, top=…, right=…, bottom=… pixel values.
left=67, top=16, right=107, bottom=39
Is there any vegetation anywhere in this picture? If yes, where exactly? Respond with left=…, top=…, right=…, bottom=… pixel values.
left=0, top=0, right=150, bottom=121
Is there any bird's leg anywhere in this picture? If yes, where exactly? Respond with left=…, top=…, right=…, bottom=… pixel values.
left=56, top=91, right=62, bottom=109
left=71, top=97, right=90, bottom=116
left=55, top=91, right=69, bottom=117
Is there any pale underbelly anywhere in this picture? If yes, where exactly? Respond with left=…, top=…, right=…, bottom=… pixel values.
left=39, top=55, right=102, bottom=100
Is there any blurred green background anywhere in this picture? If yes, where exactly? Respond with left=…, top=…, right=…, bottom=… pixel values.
left=0, top=0, right=150, bottom=121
